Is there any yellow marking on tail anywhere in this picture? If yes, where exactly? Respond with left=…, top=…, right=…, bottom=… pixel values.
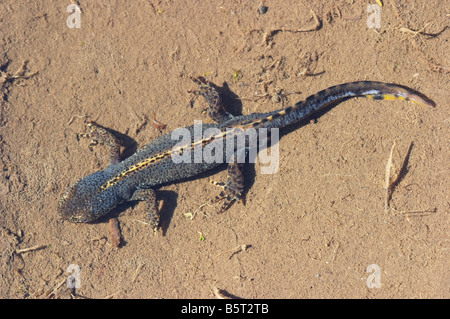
left=381, top=94, right=407, bottom=101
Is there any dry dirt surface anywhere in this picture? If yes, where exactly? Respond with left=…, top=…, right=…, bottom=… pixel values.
left=0, top=0, right=448, bottom=299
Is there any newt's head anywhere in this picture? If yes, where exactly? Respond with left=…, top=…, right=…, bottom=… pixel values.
left=58, top=179, right=98, bottom=223
left=58, top=171, right=116, bottom=223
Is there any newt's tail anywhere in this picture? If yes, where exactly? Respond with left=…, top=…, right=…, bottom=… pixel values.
left=257, top=81, right=435, bottom=129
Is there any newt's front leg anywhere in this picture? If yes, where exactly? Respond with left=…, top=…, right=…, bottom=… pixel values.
left=77, top=121, right=122, bottom=165
left=190, top=76, right=234, bottom=124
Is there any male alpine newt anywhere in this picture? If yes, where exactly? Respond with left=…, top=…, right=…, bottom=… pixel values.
left=58, top=77, right=434, bottom=231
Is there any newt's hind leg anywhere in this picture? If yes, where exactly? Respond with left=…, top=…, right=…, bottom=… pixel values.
left=210, top=160, right=245, bottom=214
left=190, top=76, right=234, bottom=124
left=131, top=188, right=160, bottom=234
left=77, top=121, right=122, bottom=165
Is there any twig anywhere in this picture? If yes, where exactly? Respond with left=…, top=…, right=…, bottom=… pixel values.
left=131, top=263, right=145, bottom=283
left=392, top=207, right=437, bottom=217
left=399, top=22, right=432, bottom=38
left=109, top=218, right=121, bottom=248
left=104, top=290, right=121, bottom=299
left=43, top=277, right=66, bottom=299
left=1, top=60, right=38, bottom=83
left=228, top=244, right=251, bottom=259
left=213, top=286, right=231, bottom=299
left=384, top=141, right=396, bottom=212
left=132, top=219, right=151, bottom=225
left=265, top=10, right=321, bottom=44
left=214, top=244, right=252, bottom=259
left=15, top=245, right=47, bottom=254
left=151, top=111, right=167, bottom=132
left=212, top=286, right=242, bottom=299
left=391, top=1, right=449, bottom=72
left=67, top=114, right=87, bottom=125
left=183, top=202, right=215, bottom=220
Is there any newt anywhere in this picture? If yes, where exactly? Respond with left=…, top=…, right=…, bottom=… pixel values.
left=58, top=77, right=434, bottom=231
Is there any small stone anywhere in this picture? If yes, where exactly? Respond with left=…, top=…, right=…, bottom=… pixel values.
left=258, top=5, right=268, bottom=15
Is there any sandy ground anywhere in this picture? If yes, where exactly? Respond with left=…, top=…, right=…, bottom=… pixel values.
left=0, top=0, right=448, bottom=299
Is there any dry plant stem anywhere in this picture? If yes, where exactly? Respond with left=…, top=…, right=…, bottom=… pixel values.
left=384, top=141, right=396, bottom=212
left=104, top=291, right=121, bottom=299
left=131, top=263, right=144, bottom=283
left=1, top=60, right=38, bottom=83
left=109, top=218, right=121, bottom=247
left=151, top=111, right=167, bottom=131
left=43, top=277, right=67, bottom=299
left=213, top=286, right=232, bottom=299
left=265, top=9, right=321, bottom=44
left=399, top=22, right=432, bottom=37
left=391, top=1, right=449, bottom=72
left=228, top=244, right=250, bottom=259
left=15, top=245, right=47, bottom=254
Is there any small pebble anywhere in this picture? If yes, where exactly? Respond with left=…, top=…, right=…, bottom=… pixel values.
left=258, top=5, right=268, bottom=15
